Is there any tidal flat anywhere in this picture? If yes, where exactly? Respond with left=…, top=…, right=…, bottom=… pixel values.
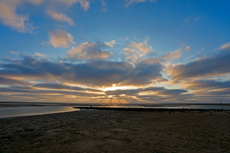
left=0, top=109, right=230, bottom=153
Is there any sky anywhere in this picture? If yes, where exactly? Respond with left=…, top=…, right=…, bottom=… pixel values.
left=0, top=0, right=230, bottom=104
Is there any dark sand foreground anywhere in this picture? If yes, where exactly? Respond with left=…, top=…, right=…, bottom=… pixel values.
left=0, top=109, right=230, bottom=153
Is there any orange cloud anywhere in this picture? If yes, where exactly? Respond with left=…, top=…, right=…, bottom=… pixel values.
left=46, top=10, right=75, bottom=26
left=0, top=0, right=43, bottom=32
left=218, top=42, right=230, bottom=50
left=48, top=29, right=75, bottom=48
left=66, top=42, right=112, bottom=60
left=161, top=50, right=182, bottom=61
left=124, top=38, right=154, bottom=63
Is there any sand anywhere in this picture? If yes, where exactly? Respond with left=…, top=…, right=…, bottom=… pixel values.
left=0, top=109, right=230, bottom=153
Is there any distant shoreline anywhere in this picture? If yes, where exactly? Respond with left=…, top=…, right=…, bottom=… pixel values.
left=74, top=106, right=229, bottom=112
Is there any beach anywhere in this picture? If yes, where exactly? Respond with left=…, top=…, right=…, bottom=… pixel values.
left=0, top=109, right=230, bottom=153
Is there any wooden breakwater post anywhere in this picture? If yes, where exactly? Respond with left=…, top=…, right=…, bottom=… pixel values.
left=220, top=100, right=223, bottom=110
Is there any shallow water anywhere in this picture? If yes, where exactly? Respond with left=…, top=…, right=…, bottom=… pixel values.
left=97, top=104, right=230, bottom=110
left=0, top=106, right=79, bottom=118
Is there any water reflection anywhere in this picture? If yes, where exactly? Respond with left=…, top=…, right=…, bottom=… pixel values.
left=0, top=106, right=79, bottom=118
left=96, top=104, right=230, bottom=110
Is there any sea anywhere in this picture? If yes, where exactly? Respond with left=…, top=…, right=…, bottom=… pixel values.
left=0, top=105, right=79, bottom=118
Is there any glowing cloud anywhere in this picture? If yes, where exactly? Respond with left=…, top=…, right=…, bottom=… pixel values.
left=66, top=42, right=112, bottom=60
left=124, top=38, right=154, bottom=63
left=46, top=10, right=75, bottom=26
left=218, top=42, right=230, bottom=50
left=162, top=50, right=182, bottom=61
left=104, top=40, right=116, bottom=47
left=48, top=29, right=75, bottom=48
left=0, top=1, right=31, bottom=32
left=35, top=52, right=46, bottom=57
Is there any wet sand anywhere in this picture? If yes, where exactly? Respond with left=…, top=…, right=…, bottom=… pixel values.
left=0, top=109, right=230, bottom=153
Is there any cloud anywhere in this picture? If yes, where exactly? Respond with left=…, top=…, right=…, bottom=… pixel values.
left=0, top=84, right=189, bottom=103
left=183, top=46, right=191, bottom=52
left=184, top=16, right=191, bottom=22
left=34, top=83, right=102, bottom=93
left=1, top=53, right=230, bottom=103
left=0, top=86, right=103, bottom=98
left=100, top=0, right=108, bottom=12
left=122, top=61, right=163, bottom=85
left=186, top=55, right=193, bottom=60
left=194, top=17, right=201, bottom=21
left=183, top=79, right=230, bottom=91
left=35, top=52, right=46, bottom=57
left=0, top=0, right=90, bottom=33
left=124, top=42, right=181, bottom=65
left=124, top=38, right=154, bottom=63
left=104, top=40, right=116, bottom=47
left=9, top=51, right=20, bottom=55
left=181, top=16, right=201, bottom=27
left=57, top=0, right=90, bottom=10
left=218, top=42, right=230, bottom=51
left=0, top=0, right=93, bottom=33
left=180, top=43, right=191, bottom=52
left=125, top=0, right=156, bottom=7
left=176, top=79, right=230, bottom=102
left=0, top=0, right=44, bottom=32
left=0, top=55, right=163, bottom=87
left=106, top=86, right=188, bottom=103
left=46, top=10, right=75, bottom=26
left=66, top=42, right=113, bottom=61
left=48, top=29, right=75, bottom=48
left=0, top=1, right=32, bottom=33
left=27, top=0, right=44, bottom=5
left=166, top=49, right=230, bottom=81
left=161, top=49, right=182, bottom=61
left=0, top=54, right=178, bottom=103
left=139, top=49, right=182, bottom=65
left=0, top=76, right=30, bottom=86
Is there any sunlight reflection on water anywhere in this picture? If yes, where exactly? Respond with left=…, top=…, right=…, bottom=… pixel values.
left=0, top=106, right=79, bottom=118
left=96, top=104, right=230, bottom=110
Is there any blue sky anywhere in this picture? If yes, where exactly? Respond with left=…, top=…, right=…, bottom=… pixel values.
left=0, top=0, right=230, bottom=104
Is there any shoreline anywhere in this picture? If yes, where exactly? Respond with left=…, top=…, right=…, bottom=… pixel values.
left=74, top=106, right=229, bottom=112
left=1, top=106, right=228, bottom=119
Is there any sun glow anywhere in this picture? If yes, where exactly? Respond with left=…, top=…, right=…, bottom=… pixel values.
left=103, top=84, right=138, bottom=91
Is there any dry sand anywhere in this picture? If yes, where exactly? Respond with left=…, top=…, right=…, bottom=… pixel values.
left=0, top=109, right=230, bottom=153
